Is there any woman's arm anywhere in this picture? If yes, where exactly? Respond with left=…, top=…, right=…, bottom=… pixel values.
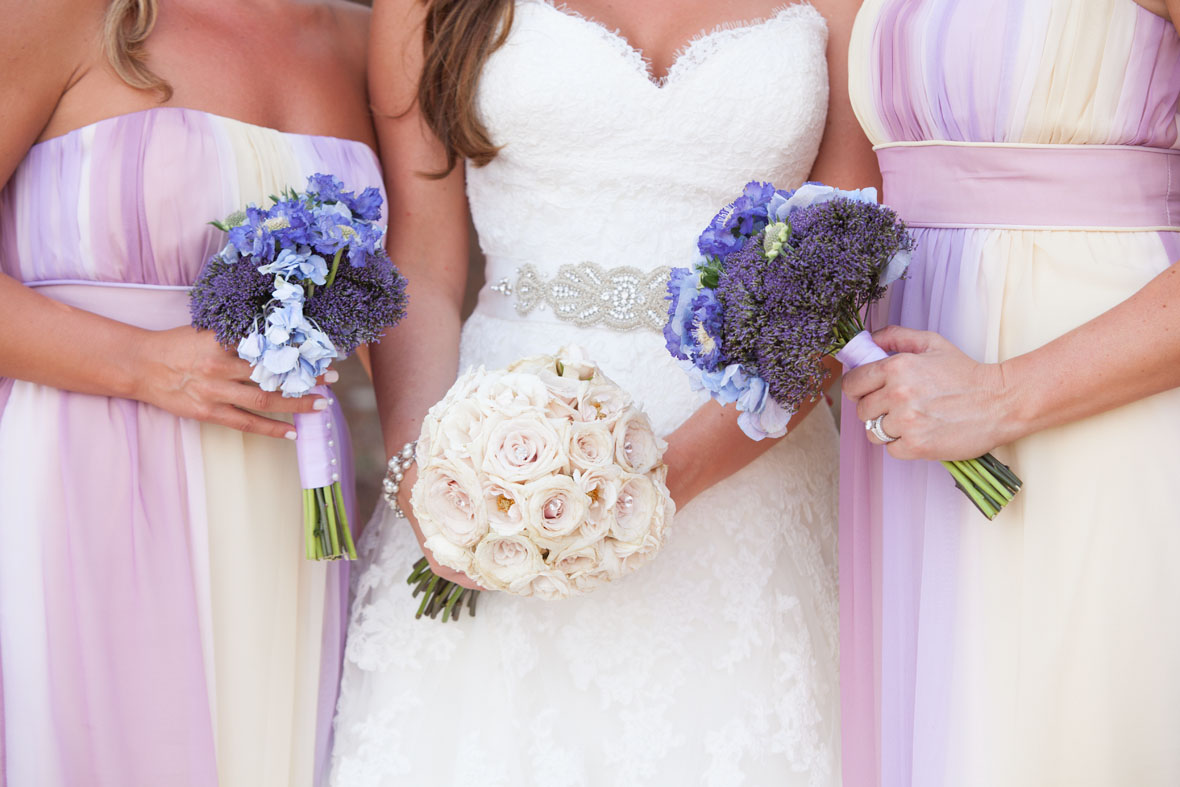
left=0, top=1, right=326, bottom=438
left=664, top=0, right=880, bottom=508
left=367, top=0, right=478, bottom=585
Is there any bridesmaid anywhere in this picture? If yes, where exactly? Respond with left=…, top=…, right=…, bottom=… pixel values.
left=0, top=1, right=376, bottom=785
left=839, top=1, right=1180, bottom=785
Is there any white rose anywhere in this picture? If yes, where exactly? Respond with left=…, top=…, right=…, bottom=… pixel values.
left=610, top=472, right=659, bottom=551
left=570, top=540, right=624, bottom=593
left=568, top=421, right=615, bottom=470
left=419, top=368, right=487, bottom=460
left=411, top=458, right=488, bottom=549
left=433, top=399, right=486, bottom=464
left=576, top=382, right=632, bottom=424
left=574, top=466, right=620, bottom=537
left=505, top=353, right=556, bottom=376
left=553, top=345, right=599, bottom=381
left=646, top=464, right=675, bottom=542
left=423, top=533, right=474, bottom=575
left=483, top=477, right=529, bottom=536
left=480, top=414, right=568, bottom=483
left=523, top=474, right=590, bottom=547
left=472, top=534, right=546, bottom=590
left=549, top=541, right=605, bottom=577
left=475, top=371, right=550, bottom=417
left=508, top=569, right=573, bottom=600
left=613, top=410, right=662, bottom=474
left=535, top=369, right=584, bottom=420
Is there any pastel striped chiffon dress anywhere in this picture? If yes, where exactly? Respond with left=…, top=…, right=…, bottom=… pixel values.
left=0, top=107, right=379, bottom=787
left=839, top=2, right=1180, bottom=785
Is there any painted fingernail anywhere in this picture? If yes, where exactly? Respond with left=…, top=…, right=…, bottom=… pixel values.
left=325, top=371, right=340, bottom=383
left=313, top=399, right=329, bottom=411
left=285, top=430, right=298, bottom=440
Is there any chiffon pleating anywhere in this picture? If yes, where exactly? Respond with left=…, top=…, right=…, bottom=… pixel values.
left=841, top=3, right=1180, bottom=786
left=0, top=107, right=381, bottom=787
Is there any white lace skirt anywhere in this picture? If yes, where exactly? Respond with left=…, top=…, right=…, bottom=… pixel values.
left=329, top=313, right=841, bottom=787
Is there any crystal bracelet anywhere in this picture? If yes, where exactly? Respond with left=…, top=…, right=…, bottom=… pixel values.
left=382, top=440, right=418, bottom=520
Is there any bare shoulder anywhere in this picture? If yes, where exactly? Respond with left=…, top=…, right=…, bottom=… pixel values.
left=0, top=0, right=106, bottom=183
left=804, top=0, right=860, bottom=37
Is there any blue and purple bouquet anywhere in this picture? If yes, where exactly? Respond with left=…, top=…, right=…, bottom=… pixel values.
left=665, top=182, right=1021, bottom=520
left=191, top=173, right=407, bottom=558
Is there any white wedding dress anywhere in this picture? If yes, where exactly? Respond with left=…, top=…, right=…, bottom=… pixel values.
left=331, top=3, right=839, bottom=785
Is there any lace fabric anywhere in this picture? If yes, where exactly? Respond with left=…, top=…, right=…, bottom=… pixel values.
left=331, top=4, right=839, bottom=785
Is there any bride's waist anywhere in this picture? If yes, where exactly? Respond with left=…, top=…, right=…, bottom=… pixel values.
left=476, top=255, right=673, bottom=333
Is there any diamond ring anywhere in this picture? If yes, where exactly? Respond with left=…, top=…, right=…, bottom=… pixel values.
left=865, top=414, right=898, bottom=443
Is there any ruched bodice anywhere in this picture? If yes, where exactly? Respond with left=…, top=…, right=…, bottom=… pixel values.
left=0, top=107, right=380, bottom=287
left=849, top=0, right=1180, bottom=147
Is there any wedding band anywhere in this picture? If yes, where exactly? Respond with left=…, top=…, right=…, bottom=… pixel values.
left=865, top=415, right=898, bottom=443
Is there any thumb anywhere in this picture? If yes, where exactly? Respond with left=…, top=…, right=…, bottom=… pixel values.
left=871, top=325, right=941, bottom=355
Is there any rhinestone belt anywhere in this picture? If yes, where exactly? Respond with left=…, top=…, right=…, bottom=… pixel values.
left=487, top=262, right=672, bottom=333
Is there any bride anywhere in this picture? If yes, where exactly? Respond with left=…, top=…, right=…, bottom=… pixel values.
left=331, top=0, right=876, bottom=783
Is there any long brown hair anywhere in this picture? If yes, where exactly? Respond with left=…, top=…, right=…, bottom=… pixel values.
left=418, top=0, right=515, bottom=175
left=103, top=0, right=172, bottom=100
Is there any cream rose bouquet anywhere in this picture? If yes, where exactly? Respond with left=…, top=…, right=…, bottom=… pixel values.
left=405, top=347, right=675, bottom=621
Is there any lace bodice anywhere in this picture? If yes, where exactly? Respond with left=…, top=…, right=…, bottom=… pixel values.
left=469, top=1, right=830, bottom=279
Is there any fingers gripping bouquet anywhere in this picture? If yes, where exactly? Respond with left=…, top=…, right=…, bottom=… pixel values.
left=190, top=174, right=408, bottom=559
left=665, top=182, right=1022, bottom=520
left=403, top=347, right=675, bottom=622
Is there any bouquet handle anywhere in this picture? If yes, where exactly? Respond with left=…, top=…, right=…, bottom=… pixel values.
left=834, top=330, right=1022, bottom=521
left=293, top=385, right=357, bottom=560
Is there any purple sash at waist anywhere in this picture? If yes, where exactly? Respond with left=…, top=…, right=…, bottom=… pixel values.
left=877, top=142, right=1180, bottom=230
left=27, top=281, right=191, bottom=331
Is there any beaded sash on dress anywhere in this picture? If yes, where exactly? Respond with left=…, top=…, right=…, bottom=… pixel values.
left=488, top=262, right=672, bottom=332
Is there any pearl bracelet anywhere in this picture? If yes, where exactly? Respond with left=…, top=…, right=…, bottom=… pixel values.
left=382, top=440, right=418, bottom=520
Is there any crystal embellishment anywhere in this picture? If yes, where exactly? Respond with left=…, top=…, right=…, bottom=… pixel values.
left=512, top=262, right=672, bottom=332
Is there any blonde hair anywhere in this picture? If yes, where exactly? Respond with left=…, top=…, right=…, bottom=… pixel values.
left=103, top=0, right=172, bottom=99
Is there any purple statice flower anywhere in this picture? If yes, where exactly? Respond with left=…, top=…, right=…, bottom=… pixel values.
left=303, top=248, right=407, bottom=356
left=697, top=181, right=779, bottom=258
left=190, top=253, right=274, bottom=348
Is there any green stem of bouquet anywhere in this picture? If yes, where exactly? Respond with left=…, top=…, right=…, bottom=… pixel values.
left=303, top=489, right=316, bottom=560
left=405, top=557, right=479, bottom=623
left=334, top=482, right=357, bottom=559
left=324, top=248, right=345, bottom=289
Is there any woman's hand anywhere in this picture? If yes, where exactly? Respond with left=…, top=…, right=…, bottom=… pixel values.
left=842, top=325, right=1017, bottom=461
left=130, top=326, right=335, bottom=439
left=394, top=463, right=484, bottom=591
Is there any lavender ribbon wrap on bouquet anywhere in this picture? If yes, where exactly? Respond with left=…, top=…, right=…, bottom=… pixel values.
left=292, top=385, right=345, bottom=489
left=833, top=330, right=889, bottom=369
left=190, top=173, right=407, bottom=559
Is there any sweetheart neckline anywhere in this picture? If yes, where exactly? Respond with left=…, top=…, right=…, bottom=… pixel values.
left=527, top=1, right=820, bottom=89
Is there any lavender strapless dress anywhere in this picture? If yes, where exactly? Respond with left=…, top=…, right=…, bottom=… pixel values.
left=841, top=2, right=1180, bottom=786
left=0, top=107, right=381, bottom=787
